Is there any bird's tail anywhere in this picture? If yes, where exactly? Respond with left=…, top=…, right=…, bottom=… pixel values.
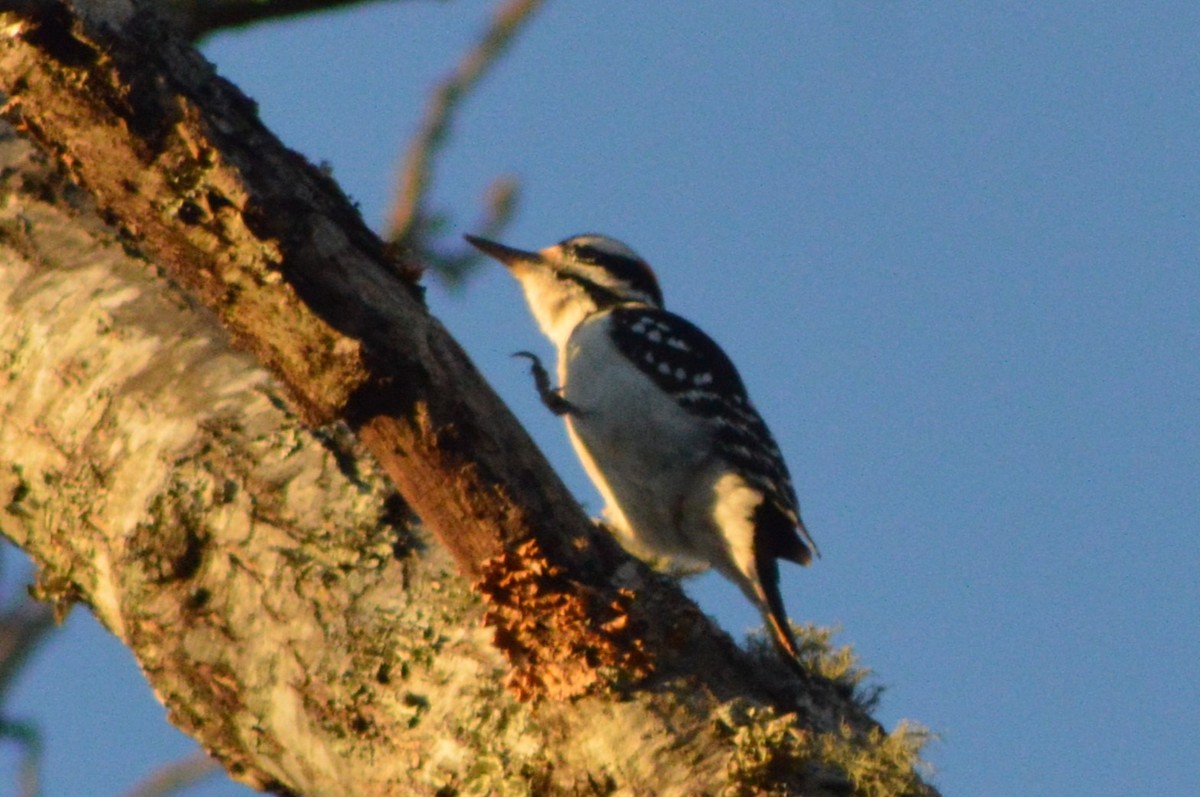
left=794, top=516, right=820, bottom=561
left=742, top=502, right=810, bottom=673
left=753, top=547, right=807, bottom=676
left=756, top=500, right=817, bottom=566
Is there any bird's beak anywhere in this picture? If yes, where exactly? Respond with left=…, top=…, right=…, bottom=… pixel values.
left=463, top=234, right=544, bottom=270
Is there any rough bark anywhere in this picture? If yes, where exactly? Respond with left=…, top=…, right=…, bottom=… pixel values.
left=0, top=4, right=935, bottom=796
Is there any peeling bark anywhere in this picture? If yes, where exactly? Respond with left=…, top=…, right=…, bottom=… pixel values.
left=0, top=4, right=936, bottom=796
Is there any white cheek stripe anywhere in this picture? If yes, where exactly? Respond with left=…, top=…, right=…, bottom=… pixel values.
left=518, top=270, right=597, bottom=350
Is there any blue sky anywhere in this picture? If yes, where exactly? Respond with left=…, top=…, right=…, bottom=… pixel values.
left=5, top=2, right=1198, bottom=795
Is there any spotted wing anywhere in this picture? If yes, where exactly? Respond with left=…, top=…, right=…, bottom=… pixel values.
left=606, top=306, right=808, bottom=542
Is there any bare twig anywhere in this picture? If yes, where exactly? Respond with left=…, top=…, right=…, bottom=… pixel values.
left=0, top=544, right=55, bottom=797
left=0, top=540, right=57, bottom=697
left=169, top=0, right=420, bottom=40
left=120, top=751, right=222, bottom=797
left=0, top=599, right=54, bottom=696
left=0, top=717, right=41, bottom=797
left=386, top=0, right=543, bottom=285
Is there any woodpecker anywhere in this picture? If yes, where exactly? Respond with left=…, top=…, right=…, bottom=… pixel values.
left=465, top=232, right=819, bottom=670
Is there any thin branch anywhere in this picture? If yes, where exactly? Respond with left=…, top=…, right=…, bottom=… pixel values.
left=422, top=173, right=518, bottom=290
left=0, top=590, right=56, bottom=697
left=386, top=0, right=542, bottom=284
left=170, top=0, right=424, bottom=40
left=0, top=717, right=41, bottom=797
left=120, top=751, right=222, bottom=797
left=0, top=545, right=53, bottom=797
left=389, top=0, right=541, bottom=238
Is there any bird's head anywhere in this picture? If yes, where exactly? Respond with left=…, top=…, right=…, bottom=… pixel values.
left=466, top=233, right=663, bottom=348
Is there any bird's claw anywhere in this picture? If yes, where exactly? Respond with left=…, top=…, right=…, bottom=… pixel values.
left=512, top=351, right=574, bottom=416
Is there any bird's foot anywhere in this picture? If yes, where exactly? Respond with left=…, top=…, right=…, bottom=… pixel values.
left=512, top=351, right=575, bottom=416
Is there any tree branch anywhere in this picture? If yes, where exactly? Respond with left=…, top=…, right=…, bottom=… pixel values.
left=169, top=0, right=417, bottom=40
left=3, top=0, right=584, bottom=581
left=0, top=3, right=935, bottom=795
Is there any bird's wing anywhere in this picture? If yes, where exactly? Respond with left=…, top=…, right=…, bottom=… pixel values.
left=607, top=306, right=811, bottom=550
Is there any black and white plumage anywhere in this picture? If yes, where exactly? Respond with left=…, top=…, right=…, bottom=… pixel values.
left=465, top=232, right=818, bottom=670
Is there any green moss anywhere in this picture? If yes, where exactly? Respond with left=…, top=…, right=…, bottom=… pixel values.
left=801, top=721, right=934, bottom=797
left=720, top=703, right=933, bottom=797
left=744, top=623, right=881, bottom=711
left=721, top=626, right=936, bottom=797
